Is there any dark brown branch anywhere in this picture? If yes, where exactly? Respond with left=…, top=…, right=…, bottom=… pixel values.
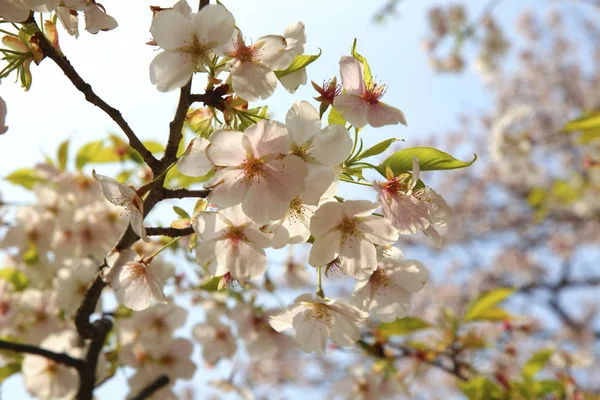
left=77, top=319, right=113, bottom=400
left=161, top=188, right=210, bottom=199
left=146, top=226, right=195, bottom=237
left=0, top=339, right=84, bottom=369
left=129, top=375, right=170, bottom=400
left=163, top=81, right=192, bottom=168
left=31, top=24, right=160, bottom=173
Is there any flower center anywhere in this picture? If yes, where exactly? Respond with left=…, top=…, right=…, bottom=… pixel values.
left=242, top=156, right=264, bottom=180
left=362, top=82, right=387, bottom=104
left=384, top=176, right=408, bottom=195
left=290, top=144, right=309, bottom=161
left=179, top=36, right=210, bottom=66
left=339, top=217, right=359, bottom=241
left=233, top=39, right=254, bottom=62
left=311, top=303, right=333, bottom=327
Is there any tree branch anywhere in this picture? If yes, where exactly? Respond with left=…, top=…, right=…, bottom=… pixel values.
left=31, top=24, right=160, bottom=173
left=77, top=319, right=113, bottom=400
left=129, top=375, right=170, bottom=400
left=0, top=339, right=84, bottom=370
left=162, top=81, right=191, bottom=168
left=146, top=226, right=195, bottom=237
left=161, top=188, right=210, bottom=199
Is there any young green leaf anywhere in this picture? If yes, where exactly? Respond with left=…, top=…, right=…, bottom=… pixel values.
left=173, top=206, right=190, bottom=219
left=274, top=50, right=321, bottom=79
left=351, top=39, right=373, bottom=88
left=5, top=168, right=44, bottom=190
left=464, top=288, right=516, bottom=322
left=354, top=138, right=402, bottom=161
left=57, top=139, right=69, bottom=172
left=0, top=268, right=29, bottom=291
left=522, top=349, right=553, bottom=379
left=377, top=317, right=432, bottom=338
left=376, top=147, right=477, bottom=176
left=328, top=107, right=346, bottom=126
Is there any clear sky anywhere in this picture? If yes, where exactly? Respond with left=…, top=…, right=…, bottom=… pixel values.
left=0, top=0, right=541, bottom=398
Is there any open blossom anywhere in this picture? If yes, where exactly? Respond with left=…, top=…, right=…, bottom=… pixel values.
left=309, top=200, right=399, bottom=280
left=193, top=205, right=272, bottom=281
left=177, top=136, right=214, bottom=177
left=216, top=28, right=296, bottom=101
left=278, top=22, right=308, bottom=94
left=414, top=186, right=451, bottom=245
left=333, top=56, right=407, bottom=128
left=286, top=101, right=352, bottom=205
left=193, top=318, right=237, bottom=364
left=149, top=4, right=235, bottom=92
left=93, top=170, right=149, bottom=242
left=22, top=330, right=83, bottom=400
left=103, top=249, right=167, bottom=311
left=374, top=158, right=430, bottom=235
left=353, top=251, right=428, bottom=322
left=206, top=121, right=308, bottom=224
left=267, top=196, right=317, bottom=249
left=269, top=294, right=369, bottom=353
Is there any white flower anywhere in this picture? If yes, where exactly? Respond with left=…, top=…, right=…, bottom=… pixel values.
left=93, top=170, right=149, bottom=242
left=22, top=330, right=83, bottom=400
left=141, top=337, right=197, bottom=380
left=269, top=294, right=369, bottom=353
left=285, top=101, right=352, bottom=205
left=83, top=2, right=118, bottom=34
left=216, top=28, right=294, bottom=101
left=206, top=122, right=308, bottom=224
left=177, top=136, right=214, bottom=177
left=266, top=196, right=317, bottom=249
left=0, top=95, right=7, bottom=135
left=117, top=303, right=188, bottom=346
left=309, top=200, right=399, bottom=280
left=374, top=157, right=431, bottom=235
left=333, top=56, right=407, bottom=128
left=0, top=280, right=16, bottom=328
left=353, top=253, right=427, bottom=322
left=193, top=205, right=272, bottom=281
left=149, top=5, right=235, bottom=92
left=193, top=319, right=237, bottom=364
left=414, top=186, right=451, bottom=246
left=103, top=249, right=167, bottom=311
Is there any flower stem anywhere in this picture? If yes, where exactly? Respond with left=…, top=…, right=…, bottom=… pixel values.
left=137, top=161, right=177, bottom=197
left=316, top=266, right=325, bottom=298
left=144, top=236, right=181, bottom=263
left=339, top=177, right=372, bottom=187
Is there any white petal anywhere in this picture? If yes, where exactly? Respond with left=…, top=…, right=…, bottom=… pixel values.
left=339, top=235, right=377, bottom=280
left=222, top=240, right=267, bottom=281
left=242, top=120, right=290, bottom=158
left=254, top=35, right=290, bottom=70
left=129, top=210, right=150, bottom=243
left=292, top=308, right=328, bottom=353
left=309, top=231, right=340, bottom=268
left=333, top=94, right=370, bottom=128
left=193, top=211, right=228, bottom=242
left=192, top=5, right=236, bottom=48
left=206, top=168, right=249, bottom=209
left=285, top=101, right=321, bottom=148
left=206, top=129, right=246, bottom=166
left=283, top=22, right=306, bottom=55
left=339, top=56, right=365, bottom=95
left=366, top=102, right=407, bottom=127
left=310, top=201, right=344, bottom=237
left=392, top=259, right=428, bottom=293
left=231, top=61, right=277, bottom=102
left=279, top=68, right=307, bottom=94
left=360, top=215, right=399, bottom=245
left=344, top=200, right=379, bottom=218
left=84, top=4, right=118, bottom=34
left=150, top=10, right=194, bottom=50
left=268, top=303, right=305, bottom=332
left=150, top=51, right=194, bottom=92
left=178, top=137, right=214, bottom=177
left=308, top=125, right=351, bottom=168
left=301, top=164, right=336, bottom=206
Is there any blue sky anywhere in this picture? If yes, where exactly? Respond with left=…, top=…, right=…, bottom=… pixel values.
left=0, top=0, right=557, bottom=398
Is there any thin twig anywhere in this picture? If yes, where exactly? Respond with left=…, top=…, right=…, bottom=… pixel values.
left=162, top=188, right=210, bottom=199
left=0, top=339, right=84, bottom=370
left=146, top=226, right=195, bottom=237
left=129, top=375, right=170, bottom=400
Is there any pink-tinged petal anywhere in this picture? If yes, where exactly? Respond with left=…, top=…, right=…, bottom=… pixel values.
left=193, top=211, right=228, bottom=242
left=0, top=4, right=30, bottom=23
left=285, top=101, right=321, bottom=147
left=261, top=155, right=307, bottom=201
left=410, top=156, right=420, bottom=189
left=150, top=10, right=194, bottom=50
left=333, top=94, right=369, bottom=128
left=206, top=168, right=248, bottom=209
left=301, top=164, right=336, bottom=206
left=339, top=56, right=365, bottom=95
left=149, top=51, right=194, bottom=92
left=309, top=124, right=352, bottom=166
left=178, top=137, right=214, bottom=177
left=383, top=194, right=430, bottom=235
left=243, top=180, right=285, bottom=224
left=339, top=235, right=377, bottom=280
left=309, top=231, right=341, bottom=268
left=392, top=259, right=428, bottom=293
left=292, top=308, right=328, bottom=354
left=254, top=34, right=290, bottom=70
left=214, top=27, right=243, bottom=57
left=268, top=303, right=305, bottom=332
left=279, top=67, right=307, bottom=94
left=343, top=200, right=379, bottom=218
left=360, top=215, right=399, bottom=245
left=366, top=102, right=407, bottom=127
left=222, top=240, right=267, bottom=281
left=198, top=241, right=229, bottom=277
left=217, top=204, right=252, bottom=227
left=243, top=224, right=273, bottom=248
left=192, top=5, right=235, bottom=48
left=206, top=129, right=246, bottom=166
left=242, top=120, right=290, bottom=158
left=129, top=210, right=150, bottom=243
left=231, top=61, right=278, bottom=102
left=310, top=201, right=345, bottom=237
left=117, top=263, right=166, bottom=311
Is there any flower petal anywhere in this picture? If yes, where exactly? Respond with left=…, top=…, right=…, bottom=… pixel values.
left=192, top=5, right=236, bottom=48
left=333, top=93, right=369, bottom=128
left=178, top=137, right=214, bottom=177
left=242, top=120, right=290, bottom=158
left=231, top=62, right=278, bottom=102
left=150, top=10, right=194, bottom=50
left=366, top=102, right=407, bottom=127
left=149, top=51, right=194, bottom=92
left=285, top=101, right=321, bottom=147
left=254, top=34, right=290, bottom=70
left=339, top=56, right=365, bottom=95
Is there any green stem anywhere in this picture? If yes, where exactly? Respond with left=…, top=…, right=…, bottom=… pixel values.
left=137, top=161, right=176, bottom=196
left=0, top=28, right=17, bottom=36
left=316, top=266, right=324, bottom=298
left=339, top=177, right=372, bottom=187
left=144, top=236, right=181, bottom=263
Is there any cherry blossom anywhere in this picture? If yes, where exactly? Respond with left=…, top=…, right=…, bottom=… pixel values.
left=278, top=22, right=308, bottom=94
left=92, top=170, right=149, bottom=242
left=149, top=4, right=235, bottom=92
left=216, top=28, right=295, bottom=101
left=205, top=122, right=308, bottom=224
left=333, top=56, right=407, bottom=128
left=267, top=196, right=317, bottom=249
left=177, top=136, right=214, bottom=177
left=353, top=253, right=428, bottom=322
left=102, top=249, right=167, bottom=311
left=269, top=293, right=369, bottom=353
left=309, top=200, right=399, bottom=280
left=193, top=205, right=272, bottom=281
left=285, top=101, right=352, bottom=205
left=193, top=318, right=237, bottom=364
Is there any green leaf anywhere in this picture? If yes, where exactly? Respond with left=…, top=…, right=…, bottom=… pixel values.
left=563, top=111, right=600, bottom=132
left=199, top=276, right=221, bottom=291
left=23, top=242, right=39, bottom=266
left=457, top=377, right=505, bottom=400
left=354, top=138, right=401, bottom=161
left=57, top=139, right=69, bottom=172
left=5, top=168, right=44, bottom=189
left=0, top=268, right=29, bottom=291
left=535, top=380, right=565, bottom=397
left=377, top=147, right=477, bottom=176
left=75, top=140, right=104, bottom=170
left=0, top=362, right=21, bottom=383
left=142, top=140, right=165, bottom=154
left=351, top=39, right=373, bottom=88
left=522, top=349, right=553, bottom=379
left=468, top=307, right=514, bottom=322
left=173, top=206, right=190, bottom=219
left=377, top=317, right=432, bottom=338
left=328, top=107, right=346, bottom=126
left=274, top=50, right=321, bottom=79
left=464, top=288, right=515, bottom=322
